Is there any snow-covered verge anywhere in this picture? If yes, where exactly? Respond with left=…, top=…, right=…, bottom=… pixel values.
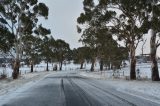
left=0, top=61, right=81, bottom=78
left=0, top=62, right=155, bottom=78
left=102, top=79, right=160, bottom=104
left=0, top=64, right=54, bottom=78
left=80, top=62, right=160, bottom=79
left=0, top=71, right=55, bottom=96
left=79, top=70, right=160, bottom=104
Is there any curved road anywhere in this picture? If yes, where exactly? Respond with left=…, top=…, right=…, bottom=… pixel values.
left=1, top=71, right=159, bottom=106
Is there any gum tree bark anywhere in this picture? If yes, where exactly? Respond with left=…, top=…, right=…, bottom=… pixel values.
left=12, top=59, right=20, bottom=79
left=100, top=59, right=104, bottom=71
left=46, top=61, right=49, bottom=71
left=30, top=60, right=33, bottom=73
left=59, top=61, right=63, bottom=71
left=90, top=58, right=96, bottom=72
left=80, top=61, right=84, bottom=69
left=150, top=29, right=160, bottom=81
left=130, top=42, right=136, bottom=80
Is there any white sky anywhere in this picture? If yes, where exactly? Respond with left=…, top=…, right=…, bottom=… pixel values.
left=39, top=0, right=160, bottom=56
left=39, top=0, right=83, bottom=49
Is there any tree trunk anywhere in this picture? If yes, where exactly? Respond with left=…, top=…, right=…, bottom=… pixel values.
left=46, top=61, right=49, bottom=71
left=130, top=43, right=136, bottom=80
left=12, top=10, right=23, bottom=79
left=111, top=64, right=113, bottom=70
left=12, top=59, right=20, bottom=79
left=90, top=58, right=95, bottom=72
left=130, top=58, right=136, bottom=80
left=30, top=60, right=33, bottom=73
left=150, top=29, right=160, bottom=81
left=100, top=59, right=104, bottom=71
left=31, top=64, right=33, bottom=73
left=90, top=63, right=94, bottom=72
left=59, top=61, right=63, bottom=71
left=80, top=61, right=84, bottom=69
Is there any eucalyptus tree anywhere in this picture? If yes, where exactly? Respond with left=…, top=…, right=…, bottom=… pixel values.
left=47, top=37, right=56, bottom=68
left=79, top=27, right=98, bottom=71
left=95, top=27, right=118, bottom=71
left=22, top=35, right=42, bottom=72
left=34, top=24, right=51, bottom=71
left=109, top=0, right=149, bottom=80
left=109, top=46, right=128, bottom=69
left=73, top=46, right=91, bottom=69
left=40, top=37, right=53, bottom=71
left=110, top=0, right=160, bottom=80
left=142, top=0, right=160, bottom=81
left=77, top=0, right=96, bottom=71
left=0, top=0, right=49, bottom=79
left=22, top=24, right=51, bottom=72
left=55, top=39, right=70, bottom=71
left=77, top=0, right=116, bottom=71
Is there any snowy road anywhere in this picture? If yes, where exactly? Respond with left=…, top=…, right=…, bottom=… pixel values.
left=1, top=71, right=159, bottom=106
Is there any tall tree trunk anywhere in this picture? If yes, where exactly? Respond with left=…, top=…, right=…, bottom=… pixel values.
left=30, top=60, right=33, bottom=73
left=59, top=61, right=63, bottom=71
left=46, top=61, right=49, bottom=71
left=80, top=61, right=84, bottom=69
left=111, top=64, right=113, bottom=70
left=130, top=43, right=136, bottom=80
left=150, top=29, right=160, bottom=81
left=12, top=59, right=20, bottom=79
left=100, top=59, right=104, bottom=71
left=12, top=12, right=22, bottom=79
left=31, top=64, right=33, bottom=73
left=90, top=58, right=95, bottom=72
left=12, top=40, right=20, bottom=79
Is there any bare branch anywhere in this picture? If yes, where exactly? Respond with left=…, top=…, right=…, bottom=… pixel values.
left=135, top=39, right=142, bottom=49
left=156, top=43, right=160, bottom=48
left=156, top=39, right=160, bottom=48
left=0, top=14, right=12, bottom=30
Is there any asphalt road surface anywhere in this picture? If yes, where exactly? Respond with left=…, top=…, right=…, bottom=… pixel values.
left=1, top=71, right=160, bottom=106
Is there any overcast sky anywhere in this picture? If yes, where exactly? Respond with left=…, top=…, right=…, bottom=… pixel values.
left=39, top=0, right=160, bottom=56
left=39, top=0, right=83, bottom=49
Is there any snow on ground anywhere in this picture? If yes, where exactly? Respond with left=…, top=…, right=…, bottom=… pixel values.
left=100, top=79, right=160, bottom=104
left=0, top=61, right=80, bottom=96
left=0, top=71, right=55, bottom=96
left=1, top=61, right=160, bottom=103
left=78, top=67, right=160, bottom=104
left=0, top=61, right=81, bottom=78
left=80, top=62, right=160, bottom=79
